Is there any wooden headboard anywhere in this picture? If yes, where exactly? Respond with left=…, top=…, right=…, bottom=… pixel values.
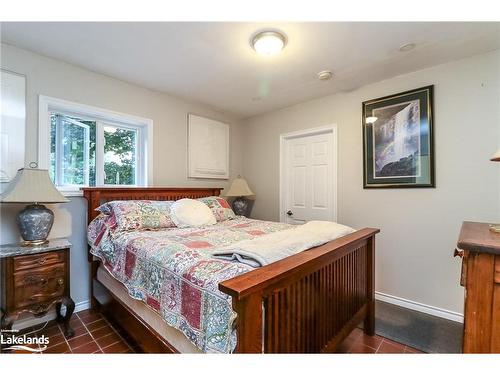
left=81, top=187, right=222, bottom=223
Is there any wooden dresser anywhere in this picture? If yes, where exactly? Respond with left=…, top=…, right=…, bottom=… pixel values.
left=456, top=221, right=500, bottom=353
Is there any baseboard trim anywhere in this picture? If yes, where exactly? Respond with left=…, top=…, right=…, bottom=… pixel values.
left=12, top=300, right=91, bottom=331
left=375, top=291, right=464, bottom=323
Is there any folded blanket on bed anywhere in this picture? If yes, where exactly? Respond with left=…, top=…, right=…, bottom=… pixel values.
left=210, top=220, right=355, bottom=267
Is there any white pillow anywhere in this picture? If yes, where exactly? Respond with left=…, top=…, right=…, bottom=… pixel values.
left=171, top=198, right=217, bottom=228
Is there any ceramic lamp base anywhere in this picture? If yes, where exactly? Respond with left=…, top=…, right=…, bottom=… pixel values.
left=21, top=239, right=49, bottom=247
left=232, top=196, right=250, bottom=217
left=17, top=204, right=54, bottom=246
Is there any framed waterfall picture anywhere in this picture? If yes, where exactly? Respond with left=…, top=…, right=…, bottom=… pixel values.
left=362, top=85, right=435, bottom=188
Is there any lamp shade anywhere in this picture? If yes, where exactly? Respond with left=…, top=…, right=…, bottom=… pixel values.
left=491, top=149, right=500, bottom=162
left=225, top=176, right=254, bottom=197
left=1, top=168, right=69, bottom=203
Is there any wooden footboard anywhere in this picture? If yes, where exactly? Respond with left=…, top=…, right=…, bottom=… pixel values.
left=220, top=228, right=378, bottom=353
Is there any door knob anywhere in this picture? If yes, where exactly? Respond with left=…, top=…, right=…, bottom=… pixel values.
left=286, top=210, right=293, bottom=216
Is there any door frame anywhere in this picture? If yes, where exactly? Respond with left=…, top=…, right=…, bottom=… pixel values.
left=279, top=124, right=338, bottom=223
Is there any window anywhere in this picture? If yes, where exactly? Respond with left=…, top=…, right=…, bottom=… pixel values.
left=49, top=115, right=139, bottom=187
left=39, top=96, right=152, bottom=194
left=50, top=114, right=93, bottom=187
left=102, top=124, right=138, bottom=186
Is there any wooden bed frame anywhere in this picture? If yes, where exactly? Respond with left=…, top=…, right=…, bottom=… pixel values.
left=82, top=187, right=379, bottom=353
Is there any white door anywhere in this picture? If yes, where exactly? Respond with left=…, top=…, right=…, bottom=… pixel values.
left=282, top=129, right=336, bottom=224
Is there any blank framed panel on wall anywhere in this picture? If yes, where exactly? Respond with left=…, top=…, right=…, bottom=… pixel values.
left=188, top=114, right=229, bottom=179
left=0, top=69, right=26, bottom=188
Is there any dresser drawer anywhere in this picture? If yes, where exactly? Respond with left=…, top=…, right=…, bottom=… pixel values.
left=13, top=250, right=65, bottom=272
left=13, top=263, right=66, bottom=309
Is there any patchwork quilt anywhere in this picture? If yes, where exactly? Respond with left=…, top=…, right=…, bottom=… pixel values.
left=88, top=216, right=291, bottom=353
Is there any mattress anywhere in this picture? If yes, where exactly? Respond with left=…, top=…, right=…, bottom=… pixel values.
left=88, top=216, right=291, bottom=353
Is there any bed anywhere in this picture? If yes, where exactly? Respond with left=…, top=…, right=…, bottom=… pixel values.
left=82, top=187, right=379, bottom=353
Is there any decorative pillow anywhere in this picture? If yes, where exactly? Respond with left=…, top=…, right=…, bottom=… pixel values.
left=197, top=196, right=236, bottom=222
left=96, top=200, right=175, bottom=231
left=170, top=198, right=217, bottom=228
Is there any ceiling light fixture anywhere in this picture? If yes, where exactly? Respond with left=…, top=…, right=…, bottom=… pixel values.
left=399, top=43, right=416, bottom=52
left=251, top=30, right=287, bottom=56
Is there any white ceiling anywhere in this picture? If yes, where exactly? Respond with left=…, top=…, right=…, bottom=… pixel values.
left=2, top=22, right=499, bottom=118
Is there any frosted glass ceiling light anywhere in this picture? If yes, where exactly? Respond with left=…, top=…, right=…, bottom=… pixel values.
left=251, top=31, right=286, bottom=56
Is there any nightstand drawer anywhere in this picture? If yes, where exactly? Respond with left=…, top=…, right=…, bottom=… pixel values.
left=13, top=263, right=66, bottom=309
left=13, top=250, right=65, bottom=272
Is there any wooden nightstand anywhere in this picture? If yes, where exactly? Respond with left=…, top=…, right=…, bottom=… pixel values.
left=0, top=238, right=75, bottom=338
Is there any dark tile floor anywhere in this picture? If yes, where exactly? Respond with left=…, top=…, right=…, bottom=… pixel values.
left=375, top=300, right=462, bottom=353
left=3, top=309, right=423, bottom=354
left=2, top=310, right=133, bottom=354
left=335, top=326, right=422, bottom=353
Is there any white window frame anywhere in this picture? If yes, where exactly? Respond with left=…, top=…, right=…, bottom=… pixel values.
left=39, top=95, right=153, bottom=196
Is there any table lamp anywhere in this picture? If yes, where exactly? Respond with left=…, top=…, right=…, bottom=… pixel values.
left=225, top=176, right=255, bottom=216
left=0, top=168, right=69, bottom=246
left=490, top=149, right=500, bottom=233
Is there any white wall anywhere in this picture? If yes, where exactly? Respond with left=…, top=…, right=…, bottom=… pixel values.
left=0, top=43, right=244, bottom=308
left=242, top=50, right=500, bottom=315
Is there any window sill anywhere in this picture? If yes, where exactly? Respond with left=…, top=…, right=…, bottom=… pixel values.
left=59, top=190, right=83, bottom=197
left=58, top=185, right=147, bottom=197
